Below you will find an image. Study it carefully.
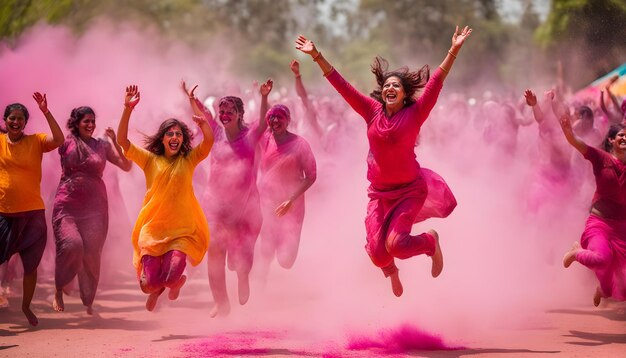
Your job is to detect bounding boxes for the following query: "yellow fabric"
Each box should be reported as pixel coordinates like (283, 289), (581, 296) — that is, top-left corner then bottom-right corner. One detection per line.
(125, 142), (210, 274)
(0, 133), (49, 213)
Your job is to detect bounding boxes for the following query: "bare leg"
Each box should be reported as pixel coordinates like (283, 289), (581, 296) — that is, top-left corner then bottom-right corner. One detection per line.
(563, 241), (581, 268)
(52, 289), (64, 312)
(593, 286), (602, 307)
(389, 270), (403, 297)
(429, 230), (443, 278)
(209, 300), (231, 318)
(168, 275), (186, 301)
(208, 245), (230, 317)
(146, 287), (165, 312)
(22, 271), (38, 326)
(237, 270), (250, 305)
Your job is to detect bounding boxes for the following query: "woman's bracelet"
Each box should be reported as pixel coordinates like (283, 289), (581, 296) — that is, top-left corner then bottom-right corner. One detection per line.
(439, 66), (450, 74)
(312, 52), (323, 62)
(447, 50), (457, 59)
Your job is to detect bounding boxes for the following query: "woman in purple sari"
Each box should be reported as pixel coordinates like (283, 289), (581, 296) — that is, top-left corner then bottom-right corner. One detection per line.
(52, 106), (132, 314)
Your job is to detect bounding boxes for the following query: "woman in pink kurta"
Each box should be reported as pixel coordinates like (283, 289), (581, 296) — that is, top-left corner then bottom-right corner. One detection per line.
(257, 104), (316, 280)
(183, 80), (272, 317)
(52, 106), (132, 315)
(562, 119), (626, 306)
(295, 26), (472, 296)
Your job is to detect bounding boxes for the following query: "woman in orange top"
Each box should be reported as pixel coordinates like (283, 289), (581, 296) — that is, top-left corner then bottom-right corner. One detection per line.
(0, 93), (65, 326)
(117, 85), (214, 311)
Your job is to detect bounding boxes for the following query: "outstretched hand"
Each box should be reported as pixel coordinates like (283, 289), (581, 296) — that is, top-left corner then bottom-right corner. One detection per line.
(524, 89), (537, 106)
(259, 78), (273, 96)
(295, 35), (316, 55)
(191, 114), (207, 127)
(182, 80), (198, 99)
(290, 60), (300, 75)
(125, 85), (140, 109)
(451, 26), (472, 48)
(32, 92), (48, 113)
(104, 127), (117, 141)
(275, 199), (293, 217)
(559, 113), (573, 132)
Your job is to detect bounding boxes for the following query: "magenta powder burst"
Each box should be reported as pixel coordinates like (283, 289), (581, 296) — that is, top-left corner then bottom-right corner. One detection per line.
(346, 323), (465, 354)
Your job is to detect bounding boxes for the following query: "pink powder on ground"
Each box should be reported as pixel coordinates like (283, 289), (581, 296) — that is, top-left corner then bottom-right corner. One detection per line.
(346, 323), (465, 354)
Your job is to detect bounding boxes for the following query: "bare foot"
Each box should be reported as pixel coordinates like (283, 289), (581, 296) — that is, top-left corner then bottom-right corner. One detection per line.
(209, 301), (231, 318)
(593, 287), (602, 307)
(0, 292), (8, 309)
(22, 306), (38, 326)
(389, 270), (403, 297)
(86, 305), (93, 315)
(52, 290), (64, 312)
(146, 287), (165, 312)
(238, 273), (250, 305)
(168, 275), (186, 301)
(429, 230), (444, 278)
(563, 241), (581, 268)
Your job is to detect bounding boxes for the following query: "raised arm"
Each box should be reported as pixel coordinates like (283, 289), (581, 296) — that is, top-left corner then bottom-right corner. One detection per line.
(438, 26), (473, 81)
(191, 112), (214, 154)
(295, 35), (333, 76)
(117, 85), (140, 151)
(255, 78), (273, 137)
(32, 92), (64, 151)
(295, 35), (378, 121)
(104, 127), (132, 171)
(524, 89), (545, 124)
(558, 112), (588, 155)
(182, 81), (219, 132)
(291, 59), (324, 138)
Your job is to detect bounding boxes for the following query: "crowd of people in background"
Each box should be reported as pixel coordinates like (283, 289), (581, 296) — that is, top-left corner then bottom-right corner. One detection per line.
(1, 26), (626, 327)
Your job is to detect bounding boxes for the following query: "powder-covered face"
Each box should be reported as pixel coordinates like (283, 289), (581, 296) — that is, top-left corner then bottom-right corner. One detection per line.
(4, 109), (26, 137)
(267, 111), (289, 135)
(610, 129), (626, 152)
(161, 124), (183, 158)
(77, 113), (96, 140)
(382, 76), (406, 108)
(218, 102), (239, 128)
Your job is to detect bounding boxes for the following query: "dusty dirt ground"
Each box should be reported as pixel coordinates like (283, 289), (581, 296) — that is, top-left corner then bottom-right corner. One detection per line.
(1, 265), (625, 358)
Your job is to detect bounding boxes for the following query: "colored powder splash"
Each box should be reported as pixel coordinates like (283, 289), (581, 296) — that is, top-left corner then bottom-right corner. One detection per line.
(346, 323), (465, 354)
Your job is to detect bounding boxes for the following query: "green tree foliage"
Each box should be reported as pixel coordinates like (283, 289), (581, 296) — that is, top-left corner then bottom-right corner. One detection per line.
(536, 0), (626, 88)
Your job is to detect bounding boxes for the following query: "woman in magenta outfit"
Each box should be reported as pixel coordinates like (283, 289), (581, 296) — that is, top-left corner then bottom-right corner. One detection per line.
(295, 26), (471, 297)
(562, 117), (626, 306)
(256, 104), (317, 280)
(51, 106), (132, 315)
(182, 80), (272, 317)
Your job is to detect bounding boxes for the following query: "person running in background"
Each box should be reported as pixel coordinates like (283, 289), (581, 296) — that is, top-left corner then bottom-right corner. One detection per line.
(182, 79), (272, 317)
(0, 94), (64, 325)
(52, 106), (132, 315)
(294, 26), (471, 296)
(255, 103), (317, 282)
(117, 85), (214, 311)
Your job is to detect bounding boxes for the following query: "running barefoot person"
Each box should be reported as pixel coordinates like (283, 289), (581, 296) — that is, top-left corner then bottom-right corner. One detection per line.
(182, 79), (272, 317)
(0, 94), (65, 325)
(117, 85), (214, 311)
(52, 106), (132, 315)
(256, 104), (317, 280)
(561, 116), (626, 306)
(295, 26), (471, 296)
